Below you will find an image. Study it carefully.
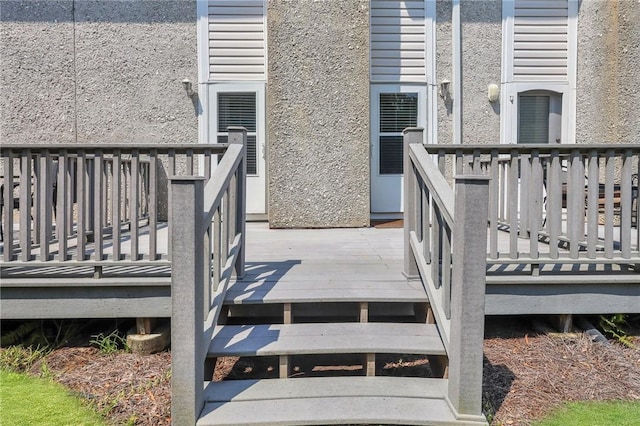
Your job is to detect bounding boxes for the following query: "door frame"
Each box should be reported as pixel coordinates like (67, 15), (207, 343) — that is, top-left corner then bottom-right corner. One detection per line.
(370, 84), (427, 216)
(205, 82), (267, 216)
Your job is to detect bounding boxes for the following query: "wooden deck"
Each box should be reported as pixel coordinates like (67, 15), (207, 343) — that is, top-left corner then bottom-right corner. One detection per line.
(2, 221), (638, 319)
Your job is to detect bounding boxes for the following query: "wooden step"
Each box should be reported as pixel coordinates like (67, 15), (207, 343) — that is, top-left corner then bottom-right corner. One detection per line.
(198, 377), (487, 426)
(224, 278), (428, 305)
(208, 322), (445, 357)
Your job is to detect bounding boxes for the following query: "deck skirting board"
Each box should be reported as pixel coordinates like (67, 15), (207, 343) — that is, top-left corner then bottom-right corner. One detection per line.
(0, 285), (170, 319)
(486, 283), (640, 315)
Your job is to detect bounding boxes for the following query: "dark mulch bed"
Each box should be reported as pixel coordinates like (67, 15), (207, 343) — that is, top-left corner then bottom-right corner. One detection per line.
(15, 318), (640, 425)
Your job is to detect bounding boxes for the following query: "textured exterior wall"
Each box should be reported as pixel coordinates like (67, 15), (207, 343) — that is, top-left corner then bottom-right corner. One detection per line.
(576, 0), (640, 145)
(267, 0), (370, 228)
(1, 1), (76, 144)
(1, 0), (198, 145)
(436, 0), (453, 145)
(460, 0), (502, 145)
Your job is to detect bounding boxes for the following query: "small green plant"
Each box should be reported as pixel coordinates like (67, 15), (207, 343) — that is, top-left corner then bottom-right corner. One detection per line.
(0, 345), (49, 373)
(599, 314), (635, 348)
(90, 330), (129, 354)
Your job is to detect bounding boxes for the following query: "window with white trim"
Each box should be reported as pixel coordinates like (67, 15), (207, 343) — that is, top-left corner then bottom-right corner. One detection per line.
(518, 91), (562, 144)
(378, 92), (418, 174)
(215, 92), (258, 175)
(501, 0), (577, 144)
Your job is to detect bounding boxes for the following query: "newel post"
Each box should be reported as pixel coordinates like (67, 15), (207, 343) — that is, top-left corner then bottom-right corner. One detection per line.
(170, 176), (205, 425)
(403, 127), (423, 279)
(228, 127), (247, 279)
(447, 175), (490, 421)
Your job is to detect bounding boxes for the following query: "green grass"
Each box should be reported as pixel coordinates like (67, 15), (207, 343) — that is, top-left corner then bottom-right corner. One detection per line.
(0, 369), (106, 426)
(535, 401), (640, 426)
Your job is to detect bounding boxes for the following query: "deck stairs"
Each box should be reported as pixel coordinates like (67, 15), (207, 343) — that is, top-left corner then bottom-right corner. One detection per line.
(195, 226), (487, 426)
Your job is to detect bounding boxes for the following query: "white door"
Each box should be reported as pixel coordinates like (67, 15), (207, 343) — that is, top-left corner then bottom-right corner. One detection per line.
(371, 85), (427, 214)
(209, 83), (266, 215)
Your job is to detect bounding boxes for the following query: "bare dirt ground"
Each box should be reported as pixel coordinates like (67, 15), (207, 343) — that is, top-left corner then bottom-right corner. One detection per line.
(21, 317), (640, 426)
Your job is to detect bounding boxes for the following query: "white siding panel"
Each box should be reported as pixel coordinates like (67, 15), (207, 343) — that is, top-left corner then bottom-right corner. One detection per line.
(513, 0), (568, 81)
(208, 0), (266, 81)
(370, 0), (426, 82)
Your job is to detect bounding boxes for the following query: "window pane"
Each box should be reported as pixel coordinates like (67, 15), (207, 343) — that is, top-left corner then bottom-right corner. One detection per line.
(379, 135), (403, 175)
(217, 135), (257, 175)
(380, 93), (418, 133)
(519, 95), (549, 144)
(218, 93), (256, 132)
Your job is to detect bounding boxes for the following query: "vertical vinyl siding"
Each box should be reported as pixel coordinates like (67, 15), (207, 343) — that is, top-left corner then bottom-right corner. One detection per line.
(370, 0), (426, 82)
(208, 0), (266, 81)
(513, 0), (568, 81)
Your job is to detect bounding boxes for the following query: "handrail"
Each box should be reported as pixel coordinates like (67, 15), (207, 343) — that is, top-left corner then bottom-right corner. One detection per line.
(403, 128), (489, 422)
(170, 127), (246, 425)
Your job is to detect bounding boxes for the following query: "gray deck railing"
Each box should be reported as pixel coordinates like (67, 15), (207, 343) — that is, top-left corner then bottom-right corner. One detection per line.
(403, 128), (489, 422)
(404, 133), (639, 419)
(170, 127), (246, 425)
(423, 143), (639, 266)
(0, 143), (227, 271)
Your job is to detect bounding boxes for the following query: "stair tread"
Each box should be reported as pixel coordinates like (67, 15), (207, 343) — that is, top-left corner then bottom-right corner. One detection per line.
(209, 322), (446, 357)
(225, 279), (428, 304)
(198, 377), (486, 426)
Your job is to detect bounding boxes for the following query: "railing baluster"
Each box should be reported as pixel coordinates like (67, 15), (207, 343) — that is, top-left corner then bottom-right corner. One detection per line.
(548, 150), (561, 258)
(604, 150), (615, 258)
(66, 157), (74, 234)
(93, 151), (103, 261)
(620, 150), (633, 259)
(168, 150), (176, 261)
(530, 150), (542, 259)
(489, 150), (498, 259)
(19, 150), (32, 261)
(56, 151), (68, 261)
(634, 153), (640, 251)
(431, 207), (442, 288)
(112, 151), (121, 261)
(443, 223), (452, 319)
(77, 152), (86, 260)
(3, 153), (14, 261)
(149, 150), (158, 260)
(520, 153), (530, 238)
(38, 152), (52, 261)
(102, 159), (109, 230)
(222, 188), (230, 268)
(568, 150), (584, 259)
(586, 150), (599, 259)
(508, 153), (518, 259)
(421, 179), (431, 263)
(213, 207), (222, 291)
(130, 150), (140, 260)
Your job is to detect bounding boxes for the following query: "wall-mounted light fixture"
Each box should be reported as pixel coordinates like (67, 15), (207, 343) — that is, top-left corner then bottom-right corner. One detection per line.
(182, 78), (196, 98)
(487, 83), (500, 103)
(439, 80), (451, 101)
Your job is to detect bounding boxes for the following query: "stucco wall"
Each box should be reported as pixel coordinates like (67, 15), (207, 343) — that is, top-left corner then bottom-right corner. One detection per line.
(267, 0), (370, 228)
(460, 0), (502, 145)
(1, 0), (198, 146)
(576, 0), (640, 145)
(436, 0), (453, 145)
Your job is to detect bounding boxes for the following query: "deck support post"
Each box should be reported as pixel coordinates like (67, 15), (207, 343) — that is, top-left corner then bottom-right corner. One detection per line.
(228, 127), (247, 279)
(170, 176), (205, 426)
(446, 175), (489, 421)
(403, 128), (423, 279)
